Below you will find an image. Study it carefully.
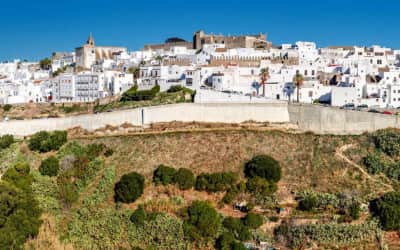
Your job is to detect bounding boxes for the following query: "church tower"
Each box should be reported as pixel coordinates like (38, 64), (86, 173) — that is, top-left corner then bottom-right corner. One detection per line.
(86, 33), (95, 47)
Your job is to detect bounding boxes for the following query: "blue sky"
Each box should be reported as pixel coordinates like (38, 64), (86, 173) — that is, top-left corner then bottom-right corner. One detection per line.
(1, 0), (399, 61)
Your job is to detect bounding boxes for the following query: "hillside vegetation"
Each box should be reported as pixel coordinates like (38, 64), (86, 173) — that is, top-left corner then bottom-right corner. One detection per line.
(0, 127), (400, 249)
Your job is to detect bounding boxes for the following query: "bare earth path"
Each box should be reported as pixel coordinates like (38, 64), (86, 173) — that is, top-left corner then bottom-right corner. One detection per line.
(335, 144), (393, 192)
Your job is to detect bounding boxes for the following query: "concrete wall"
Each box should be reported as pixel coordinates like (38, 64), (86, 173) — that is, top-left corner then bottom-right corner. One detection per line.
(1, 103), (399, 136)
(0, 103), (289, 136)
(289, 104), (400, 134)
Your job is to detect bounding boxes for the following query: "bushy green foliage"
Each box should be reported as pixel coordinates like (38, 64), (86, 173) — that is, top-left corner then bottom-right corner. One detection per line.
(174, 168), (195, 190)
(114, 172), (145, 203)
(246, 176), (277, 196)
(348, 201), (361, 220)
(57, 141), (86, 159)
(275, 220), (379, 248)
(183, 201), (222, 240)
(28, 130), (67, 152)
(153, 165), (177, 185)
(86, 143), (106, 160)
(244, 155), (281, 182)
(0, 162), (42, 250)
(363, 152), (387, 175)
(2, 104), (12, 112)
(298, 195), (318, 211)
(242, 212), (263, 229)
(195, 172), (238, 192)
(0, 182), (42, 250)
(3, 162), (33, 192)
(167, 85), (184, 93)
(374, 129), (400, 157)
(296, 190), (341, 211)
(215, 232), (246, 250)
(386, 162), (400, 181)
(222, 182), (247, 204)
(104, 148), (114, 157)
(130, 206), (147, 226)
(153, 165), (195, 190)
(0, 134), (14, 150)
(121, 85), (160, 101)
(167, 85), (194, 94)
(39, 156), (60, 177)
(223, 217), (251, 241)
(371, 191), (400, 230)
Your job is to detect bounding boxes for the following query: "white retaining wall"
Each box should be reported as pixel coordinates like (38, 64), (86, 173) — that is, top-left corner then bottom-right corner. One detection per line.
(0, 103), (290, 136)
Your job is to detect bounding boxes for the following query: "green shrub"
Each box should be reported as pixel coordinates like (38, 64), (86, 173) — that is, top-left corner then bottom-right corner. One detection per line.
(153, 165), (177, 185)
(0, 134), (14, 150)
(386, 162), (400, 181)
(370, 191), (400, 230)
(244, 155), (281, 182)
(2, 104), (12, 112)
(348, 201), (361, 220)
(223, 217), (251, 241)
(114, 172), (145, 203)
(3, 162), (33, 192)
(104, 148), (114, 157)
(183, 201), (222, 240)
(246, 176), (277, 196)
(28, 130), (67, 152)
(223, 186), (239, 204)
(374, 129), (400, 157)
(49, 130), (68, 150)
(242, 212), (263, 229)
(215, 232), (246, 250)
(223, 182), (246, 204)
(39, 156), (60, 177)
(296, 190), (341, 210)
(121, 85), (160, 102)
(363, 153), (386, 174)
(167, 85), (184, 93)
(195, 172), (238, 192)
(0, 181), (42, 250)
(174, 168), (195, 190)
(298, 195), (318, 211)
(28, 131), (50, 152)
(130, 206), (147, 226)
(86, 143), (106, 160)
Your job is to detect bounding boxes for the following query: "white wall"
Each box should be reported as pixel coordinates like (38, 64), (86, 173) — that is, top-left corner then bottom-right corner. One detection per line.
(0, 103), (289, 136)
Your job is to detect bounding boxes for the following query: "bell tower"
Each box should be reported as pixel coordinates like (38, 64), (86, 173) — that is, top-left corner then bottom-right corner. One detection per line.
(86, 33), (95, 47)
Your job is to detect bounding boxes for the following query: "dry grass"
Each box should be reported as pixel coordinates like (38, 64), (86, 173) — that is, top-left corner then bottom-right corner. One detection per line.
(24, 214), (74, 250)
(79, 130), (390, 203)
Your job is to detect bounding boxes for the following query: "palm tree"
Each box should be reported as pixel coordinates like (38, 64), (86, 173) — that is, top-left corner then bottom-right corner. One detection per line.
(155, 55), (163, 65)
(259, 68), (270, 97)
(293, 72), (304, 103)
(128, 67), (140, 80)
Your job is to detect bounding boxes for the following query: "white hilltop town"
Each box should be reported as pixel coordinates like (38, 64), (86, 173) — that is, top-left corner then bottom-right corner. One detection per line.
(1, 30), (400, 110)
